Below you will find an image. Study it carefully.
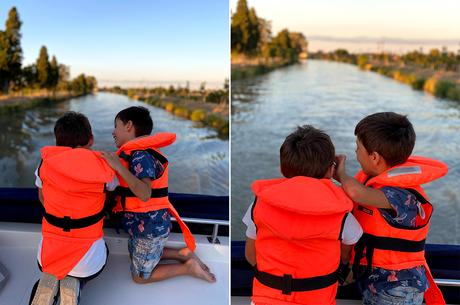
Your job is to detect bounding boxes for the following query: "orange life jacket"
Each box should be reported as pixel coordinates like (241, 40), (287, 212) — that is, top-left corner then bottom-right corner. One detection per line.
(39, 146), (115, 279)
(352, 156), (448, 305)
(251, 177), (353, 305)
(112, 133), (196, 251)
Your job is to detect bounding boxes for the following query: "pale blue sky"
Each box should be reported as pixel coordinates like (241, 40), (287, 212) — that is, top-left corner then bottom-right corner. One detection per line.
(0, 1), (229, 88)
(231, 0), (460, 52)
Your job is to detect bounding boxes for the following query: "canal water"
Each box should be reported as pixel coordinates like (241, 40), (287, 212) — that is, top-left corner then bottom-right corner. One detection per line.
(0, 92), (228, 196)
(232, 60), (460, 244)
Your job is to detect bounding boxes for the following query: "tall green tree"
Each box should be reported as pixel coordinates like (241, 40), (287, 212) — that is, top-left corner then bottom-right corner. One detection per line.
(4, 7), (22, 90)
(0, 31), (7, 92)
(231, 0), (260, 54)
(49, 55), (59, 90)
(36, 46), (50, 88)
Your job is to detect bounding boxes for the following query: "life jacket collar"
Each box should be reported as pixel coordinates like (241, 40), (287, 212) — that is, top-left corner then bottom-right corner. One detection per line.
(252, 177), (353, 215)
(40, 146), (115, 185)
(359, 156), (448, 187)
(116, 132), (176, 155)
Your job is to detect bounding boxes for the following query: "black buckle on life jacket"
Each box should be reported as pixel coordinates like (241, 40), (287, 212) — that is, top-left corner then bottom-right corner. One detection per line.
(62, 216), (71, 232)
(282, 274), (293, 295)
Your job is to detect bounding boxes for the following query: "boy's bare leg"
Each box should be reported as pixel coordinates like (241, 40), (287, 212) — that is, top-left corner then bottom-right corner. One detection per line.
(162, 247), (210, 271)
(132, 257), (216, 284)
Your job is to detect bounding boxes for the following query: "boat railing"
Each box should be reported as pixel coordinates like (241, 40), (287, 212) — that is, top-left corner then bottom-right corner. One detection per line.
(171, 216), (229, 244)
(435, 278), (460, 287)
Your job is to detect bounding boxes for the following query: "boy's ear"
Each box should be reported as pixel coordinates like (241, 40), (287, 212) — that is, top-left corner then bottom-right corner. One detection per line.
(125, 120), (133, 131)
(86, 135), (94, 148)
(324, 164), (334, 179)
(371, 151), (383, 166)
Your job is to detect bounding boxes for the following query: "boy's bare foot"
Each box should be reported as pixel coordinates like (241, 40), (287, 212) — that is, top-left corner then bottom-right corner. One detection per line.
(186, 258), (216, 283)
(178, 247), (210, 272)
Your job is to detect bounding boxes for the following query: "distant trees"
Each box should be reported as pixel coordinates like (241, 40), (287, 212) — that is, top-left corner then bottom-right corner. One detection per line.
(0, 7), (96, 95)
(231, 0), (307, 63)
(231, 0), (260, 54)
(402, 48), (459, 72)
(0, 7), (22, 92)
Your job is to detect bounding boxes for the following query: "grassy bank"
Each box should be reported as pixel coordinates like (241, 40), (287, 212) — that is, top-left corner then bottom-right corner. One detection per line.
(231, 54), (299, 80)
(362, 63), (460, 102)
(0, 91), (87, 114)
(131, 94), (228, 138)
(309, 51), (460, 102)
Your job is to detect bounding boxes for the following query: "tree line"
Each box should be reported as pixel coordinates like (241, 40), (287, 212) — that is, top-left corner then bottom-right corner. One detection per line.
(0, 7), (96, 95)
(103, 78), (229, 105)
(310, 47), (460, 73)
(231, 0), (307, 62)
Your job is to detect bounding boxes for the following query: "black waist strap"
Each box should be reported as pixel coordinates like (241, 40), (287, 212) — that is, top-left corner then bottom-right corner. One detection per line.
(364, 234), (426, 252)
(43, 210), (105, 232)
(352, 233), (426, 280)
(254, 266), (337, 295)
(114, 186), (168, 198)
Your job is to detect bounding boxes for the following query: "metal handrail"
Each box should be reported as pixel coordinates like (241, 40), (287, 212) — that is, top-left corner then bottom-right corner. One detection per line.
(435, 278), (460, 287)
(171, 216), (229, 244)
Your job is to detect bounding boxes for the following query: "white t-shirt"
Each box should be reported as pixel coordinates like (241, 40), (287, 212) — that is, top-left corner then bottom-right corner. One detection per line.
(242, 201), (363, 245)
(35, 168), (119, 277)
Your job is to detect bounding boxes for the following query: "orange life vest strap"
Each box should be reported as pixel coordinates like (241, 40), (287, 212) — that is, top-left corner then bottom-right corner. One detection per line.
(167, 205), (196, 251)
(43, 209), (105, 232)
(254, 266), (338, 295)
(423, 262), (446, 305)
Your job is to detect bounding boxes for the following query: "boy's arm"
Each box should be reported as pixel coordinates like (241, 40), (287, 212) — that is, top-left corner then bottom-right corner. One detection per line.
(101, 152), (151, 202)
(34, 166), (44, 205)
(340, 243), (353, 264)
(335, 155), (391, 209)
(38, 188), (44, 205)
(245, 237), (256, 266)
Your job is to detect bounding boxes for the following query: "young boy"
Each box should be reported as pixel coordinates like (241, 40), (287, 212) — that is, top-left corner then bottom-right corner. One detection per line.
(101, 106), (215, 284)
(243, 125), (363, 305)
(334, 112), (448, 305)
(32, 112), (116, 305)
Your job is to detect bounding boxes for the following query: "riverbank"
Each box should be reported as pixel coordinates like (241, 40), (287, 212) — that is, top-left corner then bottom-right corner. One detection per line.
(0, 91), (88, 114)
(231, 54), (298, 80)
(117, 92), (229, 138)
(309, 53), (460, 102)
(361, 63), (460, 102)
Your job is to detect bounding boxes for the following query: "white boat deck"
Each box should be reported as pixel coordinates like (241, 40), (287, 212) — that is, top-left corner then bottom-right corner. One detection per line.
(0, 222), (229, 305)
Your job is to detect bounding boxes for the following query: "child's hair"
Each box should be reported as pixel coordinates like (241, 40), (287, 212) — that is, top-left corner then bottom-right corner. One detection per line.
(280, 125), (335, 178)
(115, 106), (153, 137)
(54, 111), (92, 148)
(355, 112), (415, 166)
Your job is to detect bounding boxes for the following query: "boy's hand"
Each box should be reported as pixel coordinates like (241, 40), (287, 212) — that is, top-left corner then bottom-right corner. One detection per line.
(334, 154), (347, 182)
(101, 151), (124, 172)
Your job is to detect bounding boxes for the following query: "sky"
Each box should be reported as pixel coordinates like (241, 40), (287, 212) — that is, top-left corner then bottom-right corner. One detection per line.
(0, 0), (229, 88)
(231, 0), (460, 53)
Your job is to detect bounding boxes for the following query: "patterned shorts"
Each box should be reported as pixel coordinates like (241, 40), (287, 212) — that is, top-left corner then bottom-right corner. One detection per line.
(128, 232), (169, 279)
(362, 286), (424, 305)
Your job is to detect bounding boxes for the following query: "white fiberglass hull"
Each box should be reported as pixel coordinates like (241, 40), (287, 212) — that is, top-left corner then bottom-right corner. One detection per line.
(0, 222), (229, 305)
